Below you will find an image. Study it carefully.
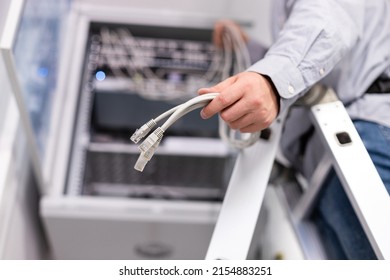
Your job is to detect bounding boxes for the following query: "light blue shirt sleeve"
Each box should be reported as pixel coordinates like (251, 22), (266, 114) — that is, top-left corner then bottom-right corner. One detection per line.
(247, 0), (365, 113)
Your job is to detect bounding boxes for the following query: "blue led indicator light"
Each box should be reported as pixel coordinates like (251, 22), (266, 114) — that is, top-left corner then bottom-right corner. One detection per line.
(95, 71), (106, 81)
(38, 67), (49, 77)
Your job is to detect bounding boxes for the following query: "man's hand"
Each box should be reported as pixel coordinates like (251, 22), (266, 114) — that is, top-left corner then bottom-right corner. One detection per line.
(198, 72), (279, 133)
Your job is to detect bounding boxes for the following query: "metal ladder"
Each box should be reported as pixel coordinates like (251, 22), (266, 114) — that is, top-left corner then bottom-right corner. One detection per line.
(206, 85), (390, 260)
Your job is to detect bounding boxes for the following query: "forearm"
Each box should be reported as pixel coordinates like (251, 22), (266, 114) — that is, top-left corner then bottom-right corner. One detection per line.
(247, 0), (365, 113)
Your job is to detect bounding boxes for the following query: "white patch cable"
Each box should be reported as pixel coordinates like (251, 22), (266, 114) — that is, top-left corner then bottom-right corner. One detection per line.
(130, 92), (260, 172)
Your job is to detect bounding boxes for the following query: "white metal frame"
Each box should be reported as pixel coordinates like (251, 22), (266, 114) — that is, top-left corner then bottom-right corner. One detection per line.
(0, 98), (20, 257)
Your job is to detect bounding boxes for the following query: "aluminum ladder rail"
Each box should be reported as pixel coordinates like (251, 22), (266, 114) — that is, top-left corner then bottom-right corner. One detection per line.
(206, 113), (286, 260)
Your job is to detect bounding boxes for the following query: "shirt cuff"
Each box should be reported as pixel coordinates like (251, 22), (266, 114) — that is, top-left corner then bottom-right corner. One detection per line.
(246, 54), (306, 113)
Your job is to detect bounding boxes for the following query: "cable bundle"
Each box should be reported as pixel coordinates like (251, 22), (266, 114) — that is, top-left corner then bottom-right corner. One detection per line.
(99, 27), (222, 101)
(215, 22), (261, 149)
(98, 22), (250, 101)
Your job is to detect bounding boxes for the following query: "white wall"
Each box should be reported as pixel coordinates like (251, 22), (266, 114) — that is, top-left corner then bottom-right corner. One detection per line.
(227, 0), (272, 46)
(0, 124), (48, 259)
(0, 0), (11, 33)
(73, 0), (272, 45)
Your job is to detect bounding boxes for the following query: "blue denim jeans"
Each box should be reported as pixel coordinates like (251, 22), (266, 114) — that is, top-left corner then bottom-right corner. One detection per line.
(313, 120), (390, 259)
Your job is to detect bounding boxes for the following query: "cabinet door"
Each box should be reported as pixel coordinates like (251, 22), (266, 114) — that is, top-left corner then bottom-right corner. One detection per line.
(0, 0), (70, 194)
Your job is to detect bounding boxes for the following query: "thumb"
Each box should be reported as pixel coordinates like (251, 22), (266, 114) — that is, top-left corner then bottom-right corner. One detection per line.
(198, 86), (219, 95)
(197, 75), (237, 95)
